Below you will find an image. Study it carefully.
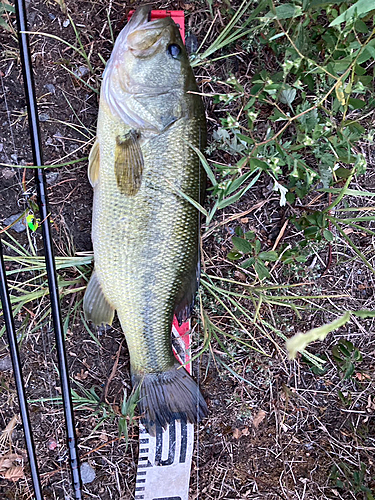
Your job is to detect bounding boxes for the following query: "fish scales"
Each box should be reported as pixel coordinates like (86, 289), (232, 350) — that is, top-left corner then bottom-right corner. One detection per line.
(84, 6), (208, 432)
(94, 116), (203, 371)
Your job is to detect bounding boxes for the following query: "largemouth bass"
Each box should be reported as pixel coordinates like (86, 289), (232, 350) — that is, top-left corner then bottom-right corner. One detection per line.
(83, 6), (207, 432)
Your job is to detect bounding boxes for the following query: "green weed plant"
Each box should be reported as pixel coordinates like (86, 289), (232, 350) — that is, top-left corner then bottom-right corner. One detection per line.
(205, 0), (374, 206)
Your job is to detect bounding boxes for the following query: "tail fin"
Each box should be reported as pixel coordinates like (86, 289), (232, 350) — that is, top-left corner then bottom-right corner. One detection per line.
(132, 364), (208, 435)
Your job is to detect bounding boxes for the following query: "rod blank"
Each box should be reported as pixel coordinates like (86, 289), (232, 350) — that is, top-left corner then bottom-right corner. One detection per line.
(0, 241), (43, 499)
(14, 0), (82, 497)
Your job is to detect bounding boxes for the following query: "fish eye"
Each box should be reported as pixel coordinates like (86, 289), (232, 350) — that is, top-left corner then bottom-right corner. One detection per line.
(167, 44), (181, 58)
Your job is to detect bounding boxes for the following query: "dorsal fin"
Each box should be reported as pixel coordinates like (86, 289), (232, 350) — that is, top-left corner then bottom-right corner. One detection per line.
(115, 130), (144, 195)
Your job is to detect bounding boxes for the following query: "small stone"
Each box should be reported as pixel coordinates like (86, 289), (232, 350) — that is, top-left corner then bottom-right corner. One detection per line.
(10, 153), (18, 163)
(3, 213), (27, 233)
(0, 356), (12, 372)
(48, 13), (56, 21)
(74, 66), (89, 78)
(45, 83), (56, 94)
(63, 19), (70, 28)
(2, 168), (16, 180)
(45, 171), (59, 185)
(39, 113), (50, 122)
(80, 462), (95, 484)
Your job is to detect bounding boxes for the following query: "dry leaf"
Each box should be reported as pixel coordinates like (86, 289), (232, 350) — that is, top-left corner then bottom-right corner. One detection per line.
(75, 369), (88, 381)
(232, 427), (250, 439)
(343, 228), (353, 235)
(234, 270), (246, 281)
(355, 372), (370, 381)
(4, 465), (24, 482)
(0, 453), (23, 472)
(233, 428), (242, 439)
(252, 409), (266, 429)
(99, 432), (108, 442)
(0, 458), (14, 472)
(0, 415), (19, 453)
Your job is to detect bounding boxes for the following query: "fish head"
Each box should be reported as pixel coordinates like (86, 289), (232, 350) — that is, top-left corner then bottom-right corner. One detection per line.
(102, 7), (197, 130)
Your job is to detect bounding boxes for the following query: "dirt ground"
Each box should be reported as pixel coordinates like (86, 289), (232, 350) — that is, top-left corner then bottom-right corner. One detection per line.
(0, 1), (375, 499)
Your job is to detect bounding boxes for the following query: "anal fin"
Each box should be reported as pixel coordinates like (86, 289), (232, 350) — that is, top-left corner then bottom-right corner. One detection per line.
(83, 271), (115, 326)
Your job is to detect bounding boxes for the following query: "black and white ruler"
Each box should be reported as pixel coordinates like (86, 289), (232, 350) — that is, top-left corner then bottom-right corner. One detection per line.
(135, 320), (194, 500)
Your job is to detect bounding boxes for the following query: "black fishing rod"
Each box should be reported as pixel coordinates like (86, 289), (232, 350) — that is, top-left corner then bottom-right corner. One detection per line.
(14, 0), (83, 497)
(0, 242), (43, 499)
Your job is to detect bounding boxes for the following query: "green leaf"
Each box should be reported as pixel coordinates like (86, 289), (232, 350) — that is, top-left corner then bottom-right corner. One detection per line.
(254, 239), (261, 255)
(241, 257), (255, 268)
(232, 236), (253, 254)
(244, 231), (255, 240)
(357, 46), (375, 64)
(217, 170), (261, 209)
(185, 141), (217, 186)
(304, 226), (319, 239)
(118, 417), (128, 440)
(254, 261), (270, 280)
(319, 188), (375, 197)
(354, 64), (366, 75)
(267, 3), (301, 20)
(258, 251), (278, 261)
(236, 134), (254, 144)
(343, 363), (355, 380)
(352, 309), (375, 318)
(249, 158), (268, 170)
(226, 171), (256, 196)
(348, 98), (366, 109)
(168, 182), (208, 217)
(352, 350), (362, 362)
(295, 255), (307, 263)
(279, 87), (297, 106)
(227, 251), (243, 261)
(323, 229), (334, 241)
(270, 109), (289, 122)
(335, 167), (352, 179)
(329, 0), (375, 26)
(287, 312), (351, 359)
(1, 3), (15, 12)
(354, 19), (370, 33)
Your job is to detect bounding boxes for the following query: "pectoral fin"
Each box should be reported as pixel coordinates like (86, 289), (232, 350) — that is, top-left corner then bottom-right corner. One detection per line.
(83, 271), (115, 326)
(88, 139), (100, 187)
(115, 130), (144, 195)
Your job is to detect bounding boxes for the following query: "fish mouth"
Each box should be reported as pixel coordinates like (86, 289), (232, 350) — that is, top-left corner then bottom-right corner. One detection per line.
(126, 7), (176, 55)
